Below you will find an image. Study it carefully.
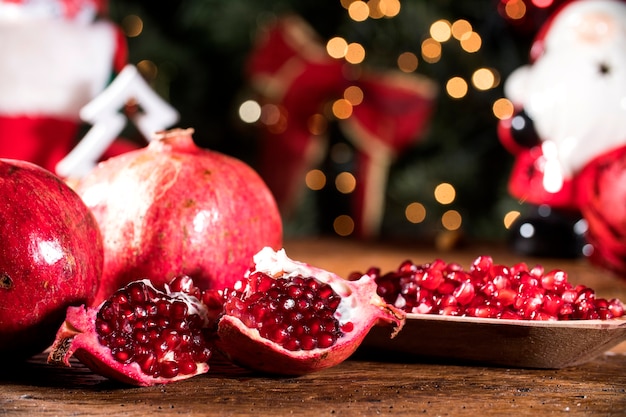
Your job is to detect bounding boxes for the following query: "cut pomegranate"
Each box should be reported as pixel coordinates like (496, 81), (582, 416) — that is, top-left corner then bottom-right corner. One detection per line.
(48, 276), (212, 386)
(216, 247), (405, 375)
(357, 256), (625, 321)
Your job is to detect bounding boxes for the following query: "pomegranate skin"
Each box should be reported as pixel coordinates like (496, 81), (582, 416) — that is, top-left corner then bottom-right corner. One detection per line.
(577, 146), (626, 277)
(0, 159), (103, 358)
(75, 128), (283, 306)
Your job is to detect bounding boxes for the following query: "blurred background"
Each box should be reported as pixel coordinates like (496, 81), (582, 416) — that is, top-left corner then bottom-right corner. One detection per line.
(105, 0), (566, 243)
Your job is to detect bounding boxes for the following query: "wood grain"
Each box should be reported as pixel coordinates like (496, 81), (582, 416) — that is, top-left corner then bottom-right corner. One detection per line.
(1, 238), (625, 416)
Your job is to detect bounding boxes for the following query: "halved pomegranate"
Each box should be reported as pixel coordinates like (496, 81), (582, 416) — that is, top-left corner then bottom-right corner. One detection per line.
(48, 276), (212, 386)
(216, 247), (405, 375)
(361, 256), (625, 320)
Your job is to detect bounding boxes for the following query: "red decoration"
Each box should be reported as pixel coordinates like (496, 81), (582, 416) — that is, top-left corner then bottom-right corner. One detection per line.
(247, 15), (437, 238)
(0, 0), (139, 174)
(498, 0), (626, 264)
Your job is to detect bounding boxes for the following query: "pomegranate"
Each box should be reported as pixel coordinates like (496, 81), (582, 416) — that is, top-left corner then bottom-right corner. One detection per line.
(74, 128), (283, 306)
(359, 256), (625, 320)
(216, 247), (405, 375)
(0, 159), (102, 358)
(576, 146), (626, 278)
(48, 275), (212, 386)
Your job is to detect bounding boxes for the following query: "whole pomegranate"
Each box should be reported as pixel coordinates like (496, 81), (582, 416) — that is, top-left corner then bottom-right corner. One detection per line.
(0, 159), (102, 358)
(217, 247), (405, 375)
(577, 146), (626, 278)
(74, 128), (283, 306)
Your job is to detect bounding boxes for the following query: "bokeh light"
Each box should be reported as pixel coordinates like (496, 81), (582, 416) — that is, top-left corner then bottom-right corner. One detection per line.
(137, 60), (158, 81)
(492, 98), (515, 120)
(430, 20), (452, 42)
(344, 86), (364, 105)
(460, 31), (482, 53)
(305, 169), (327, 191)
(472, 68), (497, 90)
(307, 113), (328, 135)
(405, 202), (426, 224)
(446, 77), (468, 99)
(451, 19), (472, 40)
(335, 172), (357, 194)
(379, 0), (401, 17)
(330, 142), (353, 164)
(238, 100), (261, 123)
(421, 38), (442, 63)
(334, 215), (355, 236)
(505, 0), (527, 20)
(348, 0), (369, 21)
(327, 37), (348, 59)
(397, 52), (419, 72)
(345, 42), (366, 64)
(442, 210), (462, 231)
(122, 14), (143, 38)
(434, 182), (456, 204)
(332, 99), (353, 119)
(503, 210), (521, 229)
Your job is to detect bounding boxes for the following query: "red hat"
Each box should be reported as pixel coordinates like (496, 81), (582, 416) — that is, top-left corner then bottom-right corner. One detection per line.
(530, 0), (626, 61)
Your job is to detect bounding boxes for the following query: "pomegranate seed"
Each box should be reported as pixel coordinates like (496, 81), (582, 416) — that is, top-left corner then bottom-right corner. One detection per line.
(95, 280), (211, 379)
(223, 273), (345, 351)
(363, 257), (625, 321)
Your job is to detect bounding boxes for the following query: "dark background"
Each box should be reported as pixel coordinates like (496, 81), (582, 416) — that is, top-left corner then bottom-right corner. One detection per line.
(106, 0), (566, 242)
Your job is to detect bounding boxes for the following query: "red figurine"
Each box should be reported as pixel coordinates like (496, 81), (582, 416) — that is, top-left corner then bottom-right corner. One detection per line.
(498, 0), (626, 259)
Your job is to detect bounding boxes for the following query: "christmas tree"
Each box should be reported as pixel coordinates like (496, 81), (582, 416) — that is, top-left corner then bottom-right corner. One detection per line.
(108, 0), (566, 243)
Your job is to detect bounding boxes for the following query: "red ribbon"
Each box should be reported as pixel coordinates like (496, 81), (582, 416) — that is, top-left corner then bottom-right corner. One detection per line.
(247, 15), (437, 237)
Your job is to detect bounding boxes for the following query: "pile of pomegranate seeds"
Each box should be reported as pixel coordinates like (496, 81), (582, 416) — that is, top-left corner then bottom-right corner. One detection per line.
(355, 256), (625, 320)
(223, 272), (347, 351)
(95, 280), (212, 379)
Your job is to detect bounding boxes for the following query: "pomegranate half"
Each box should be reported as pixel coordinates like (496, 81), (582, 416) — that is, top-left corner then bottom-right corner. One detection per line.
(74, 128), (283, 306)
(0, 158), (102, 358)
(48, 276), (213, 386)
(217, 247), (405, 375)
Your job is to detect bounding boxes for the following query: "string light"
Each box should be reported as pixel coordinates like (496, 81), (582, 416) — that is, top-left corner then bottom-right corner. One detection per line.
(471, 68), (498, 90)
(441, 210), (462, 231)
(451, 19), (472, 41)
(434, 183), (456, 204)
(137, 60), (158, 81)
(504, 0), (527, 20)
(405, 202), (426, 224)
(460, 31), (482, 52)
(492, 98), (515, 120)
(327, 37), (349, 59)
(305, 169), (327, 190)
(397, 52), (418, 72)
(446, 77), (468, 99)
(121, 14), (143, 37)
(332, 99), (353, 119)
(503, 210), (521, 229)
(421, 38), (442, 63)
(238, 100), (261, 123)
(344, 86), (364, 105)
(345, 42), (366, 64)
(379, 0), (401, 17)
(430, 20), (452, 42)
(334, 215), (355, 236)
(307, 113), (328, 135)
(348, 1), (369, 21)
(335, 172), (357, 194)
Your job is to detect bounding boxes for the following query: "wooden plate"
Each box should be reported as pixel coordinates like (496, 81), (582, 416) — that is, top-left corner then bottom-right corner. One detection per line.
(361, 314), (626, 369)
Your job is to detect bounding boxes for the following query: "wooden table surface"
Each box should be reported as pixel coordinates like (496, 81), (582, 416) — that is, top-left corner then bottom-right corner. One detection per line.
(2, 237), (626, 416)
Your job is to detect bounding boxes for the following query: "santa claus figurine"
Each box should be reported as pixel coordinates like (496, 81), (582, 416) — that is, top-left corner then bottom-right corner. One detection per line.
(498, 0), (626, 259)
(0, 0), (138, 173)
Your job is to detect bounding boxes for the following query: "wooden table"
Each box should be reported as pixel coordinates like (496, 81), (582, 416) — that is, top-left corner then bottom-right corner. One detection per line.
(2, 238), (626, 416)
